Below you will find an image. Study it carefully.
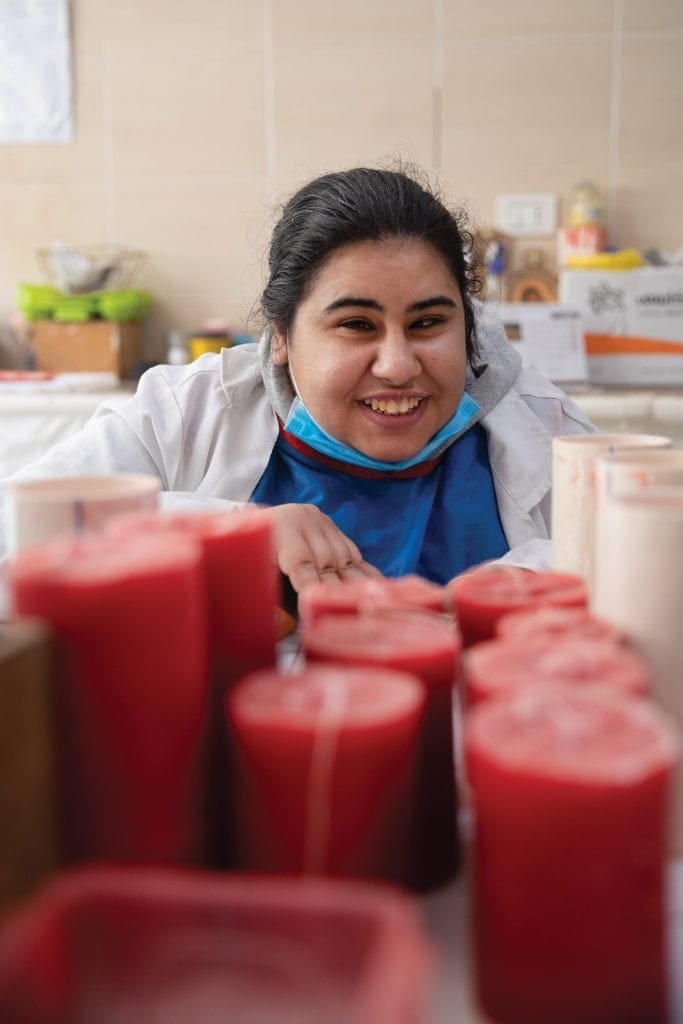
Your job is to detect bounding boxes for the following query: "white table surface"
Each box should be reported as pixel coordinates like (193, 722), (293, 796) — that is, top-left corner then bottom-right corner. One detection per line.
(0, 386), (132, 477)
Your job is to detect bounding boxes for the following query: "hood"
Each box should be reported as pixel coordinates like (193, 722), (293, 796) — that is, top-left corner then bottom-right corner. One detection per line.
(259, 297), (522, 428)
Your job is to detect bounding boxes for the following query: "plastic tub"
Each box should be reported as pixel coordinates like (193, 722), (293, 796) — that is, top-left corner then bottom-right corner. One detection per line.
(0, 867), (434, 1024)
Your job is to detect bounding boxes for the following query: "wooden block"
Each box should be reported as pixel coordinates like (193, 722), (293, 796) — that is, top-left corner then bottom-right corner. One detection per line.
(0, 620), (59, 912)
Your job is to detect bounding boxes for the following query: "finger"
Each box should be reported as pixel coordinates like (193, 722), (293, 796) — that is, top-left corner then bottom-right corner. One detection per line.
(339, 559), (383, 580)
(287, 557), (325, 593)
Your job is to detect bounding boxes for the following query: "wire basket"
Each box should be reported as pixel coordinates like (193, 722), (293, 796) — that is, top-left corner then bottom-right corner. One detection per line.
(37, 245), (146, 294)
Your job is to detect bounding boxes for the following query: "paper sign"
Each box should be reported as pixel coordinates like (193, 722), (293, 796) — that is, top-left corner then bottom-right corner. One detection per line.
(496, 302), (589, 384)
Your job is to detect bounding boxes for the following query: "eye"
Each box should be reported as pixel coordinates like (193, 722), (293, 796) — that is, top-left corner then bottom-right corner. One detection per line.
(410, 315), (444, 331)
(339, 318), (375, 332)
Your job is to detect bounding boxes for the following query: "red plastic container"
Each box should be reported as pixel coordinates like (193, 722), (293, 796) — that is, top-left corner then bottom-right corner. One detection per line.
(449, 566), (587, 645)
(0, 867), (434, 1024)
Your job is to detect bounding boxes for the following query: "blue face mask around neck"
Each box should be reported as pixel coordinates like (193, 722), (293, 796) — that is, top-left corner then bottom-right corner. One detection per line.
(283, 392), (480, 472)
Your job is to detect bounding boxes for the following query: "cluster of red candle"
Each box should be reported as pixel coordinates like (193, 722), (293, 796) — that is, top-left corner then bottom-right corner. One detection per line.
(453, 564), (680, 1024)
(8, 508), (279, 866)
(4, 532), (681, 1023)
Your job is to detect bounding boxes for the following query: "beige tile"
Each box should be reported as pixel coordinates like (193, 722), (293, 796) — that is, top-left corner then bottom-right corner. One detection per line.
(610, 164), (683, 251)
(442, 37), (612, 173)
(274, 44), (435, 181)
(444, 0), (614, 37)
(272, 0), (434, 50)
(70, 0), (106, 62)
(104, 0), (262, 61)
(112, 175), (268, 350)
(0, 59), (106, 182)
(438, 168), (608, 235)
(618, 36), (683, 166)
(622, 1), (683, 31)
(108, 49), (265, 177)
(0, 180), (108, 313)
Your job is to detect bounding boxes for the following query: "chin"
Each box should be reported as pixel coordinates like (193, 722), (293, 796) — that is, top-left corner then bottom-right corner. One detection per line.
(362, 443), (422, 463)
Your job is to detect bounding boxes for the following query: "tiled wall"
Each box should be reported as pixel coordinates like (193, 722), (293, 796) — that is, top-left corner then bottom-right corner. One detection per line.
(0, 0), (681, 359)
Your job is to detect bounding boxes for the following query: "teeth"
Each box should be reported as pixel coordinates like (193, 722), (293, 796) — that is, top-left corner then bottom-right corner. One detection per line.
(363, 397), (422, 415)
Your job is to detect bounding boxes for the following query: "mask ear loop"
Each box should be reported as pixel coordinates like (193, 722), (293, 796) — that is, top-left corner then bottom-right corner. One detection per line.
(284, 330), (301, 399)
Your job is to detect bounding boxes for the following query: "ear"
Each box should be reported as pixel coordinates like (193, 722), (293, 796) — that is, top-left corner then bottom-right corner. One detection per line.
(271, 330), (289, 366)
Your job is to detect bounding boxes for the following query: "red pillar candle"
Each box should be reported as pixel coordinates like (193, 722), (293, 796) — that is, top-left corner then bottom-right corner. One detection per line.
(298, 574), (447, 632)
(107, 507), (279, 867)
(0, 867), (434, 1024)
(107, 507), (278, 677)
(462, 636), (650, 706)
(227, 665), (425, 885)
(9, 533), (209, 864)
(302, 610), (461, 889)
(465, 684), (680, 1024)
(496, 605), (626, 646)
(449, 566), (587, 646)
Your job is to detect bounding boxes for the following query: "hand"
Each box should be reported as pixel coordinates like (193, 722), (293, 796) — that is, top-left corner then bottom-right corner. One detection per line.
(270, 503), (382, 593)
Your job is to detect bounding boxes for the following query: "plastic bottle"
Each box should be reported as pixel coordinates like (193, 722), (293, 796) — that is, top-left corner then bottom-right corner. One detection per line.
(166, 330), (189, 365)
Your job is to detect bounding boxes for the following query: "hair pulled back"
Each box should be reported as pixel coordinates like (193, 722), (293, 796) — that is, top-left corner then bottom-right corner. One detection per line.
(260, 167), (480, 359)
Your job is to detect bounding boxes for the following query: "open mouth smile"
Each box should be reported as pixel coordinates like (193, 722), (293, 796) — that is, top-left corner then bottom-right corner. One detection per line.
(362, 397), (424, 416)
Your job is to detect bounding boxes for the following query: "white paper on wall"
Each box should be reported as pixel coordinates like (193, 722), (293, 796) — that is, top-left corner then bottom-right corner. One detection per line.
(0, 0), (73, 143)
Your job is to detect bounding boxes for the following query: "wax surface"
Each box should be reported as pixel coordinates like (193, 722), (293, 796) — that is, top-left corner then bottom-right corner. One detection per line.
(594, 488), (683, 854)
(298, 575), (447, 631)
(108, 507), (277, 675)
(108, 507), (279, 867)
(303, 610), (461, 889)
(465, 684), (680, 1024)
(551, 432), (671, 588)
(463, 636), (649, 705)
(496, 605), (625, 645)
(10, 533), (209, 864)
(449, 566), (587, 645)
(228, 666), (425, 884)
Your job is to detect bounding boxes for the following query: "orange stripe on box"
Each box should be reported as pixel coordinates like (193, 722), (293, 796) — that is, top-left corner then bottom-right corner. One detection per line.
(585, 333), (683, 356)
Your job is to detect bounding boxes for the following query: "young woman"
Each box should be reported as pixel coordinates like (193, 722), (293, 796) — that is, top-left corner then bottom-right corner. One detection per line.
(0, 168), (594, 586)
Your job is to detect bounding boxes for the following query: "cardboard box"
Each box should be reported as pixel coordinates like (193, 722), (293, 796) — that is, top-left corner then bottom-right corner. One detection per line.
(559, 267), (683, 386)
(32, 320), (141, 379)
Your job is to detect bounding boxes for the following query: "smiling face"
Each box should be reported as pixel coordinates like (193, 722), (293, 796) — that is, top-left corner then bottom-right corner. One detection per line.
(272, 237), (468, 463)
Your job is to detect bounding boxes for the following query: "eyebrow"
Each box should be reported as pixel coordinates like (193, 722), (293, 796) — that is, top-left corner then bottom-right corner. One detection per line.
(323, 295), (457, 314)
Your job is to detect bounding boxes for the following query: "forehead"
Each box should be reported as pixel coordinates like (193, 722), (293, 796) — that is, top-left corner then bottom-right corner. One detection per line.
(302, 237), (460, 305)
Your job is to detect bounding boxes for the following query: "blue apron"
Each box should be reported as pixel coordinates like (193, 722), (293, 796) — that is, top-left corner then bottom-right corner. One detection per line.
(251, 422), (509, 584)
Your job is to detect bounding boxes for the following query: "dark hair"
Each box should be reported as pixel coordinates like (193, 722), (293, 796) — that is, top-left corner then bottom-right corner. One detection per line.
(260, 167), (481, 359)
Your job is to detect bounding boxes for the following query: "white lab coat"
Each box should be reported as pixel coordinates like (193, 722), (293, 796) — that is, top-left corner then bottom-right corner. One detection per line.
(0, 342), (594, 567)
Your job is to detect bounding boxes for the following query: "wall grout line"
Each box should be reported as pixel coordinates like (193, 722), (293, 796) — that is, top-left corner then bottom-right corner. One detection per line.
(262, 0), (276, 195)
(607, 0), (623, 227)
(432, 0), (444, 173)
(101, 38), (116, 243)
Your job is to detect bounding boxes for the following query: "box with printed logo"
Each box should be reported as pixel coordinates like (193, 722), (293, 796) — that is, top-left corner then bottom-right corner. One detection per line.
(560, 267), (683, 386)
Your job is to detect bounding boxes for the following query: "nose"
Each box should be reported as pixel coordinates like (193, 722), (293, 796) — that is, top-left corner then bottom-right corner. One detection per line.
(371, 331), (421, 385)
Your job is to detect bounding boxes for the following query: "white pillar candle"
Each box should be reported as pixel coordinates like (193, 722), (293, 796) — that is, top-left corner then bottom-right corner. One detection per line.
(593, 486), (683, 851)
(5, 474), (160, 556)
(551, 434), (671, 588)
(596, 448), (683, 501)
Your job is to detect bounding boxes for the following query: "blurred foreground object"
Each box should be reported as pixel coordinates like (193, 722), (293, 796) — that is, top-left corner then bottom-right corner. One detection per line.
(0, 621), (58, 912)
(0, 867), (434, 1024)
